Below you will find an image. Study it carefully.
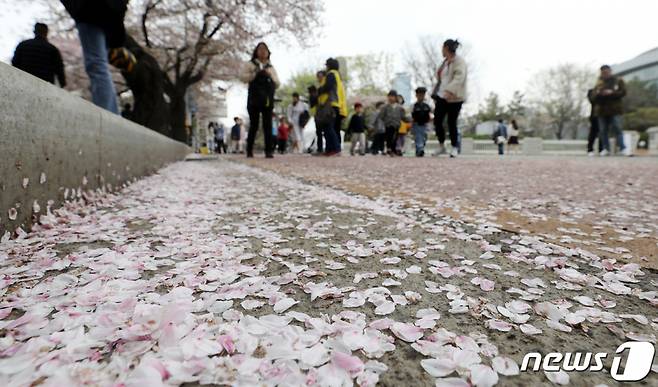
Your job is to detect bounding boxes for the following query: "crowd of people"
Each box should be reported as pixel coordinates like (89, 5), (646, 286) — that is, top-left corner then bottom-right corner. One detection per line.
(9, 6), (632, 159)
(239, 39), (470, 158)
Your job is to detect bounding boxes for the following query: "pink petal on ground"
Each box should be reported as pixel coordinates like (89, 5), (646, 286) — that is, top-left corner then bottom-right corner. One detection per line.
(331, 351), (364, 376)
(390, 322), (424, 343)
(218, 334), (236, 354)
(435, 377), (470, 387)
(544, 370), (570, 385)
(420, 358), (457, 377)
(469, 364), (499, 387)
(485, 319), (513, 332)
(273, 298), (298, 313)
(374, 301), (395, 315)
(491, 356), (520, 376)
(519, 324), (542, 335)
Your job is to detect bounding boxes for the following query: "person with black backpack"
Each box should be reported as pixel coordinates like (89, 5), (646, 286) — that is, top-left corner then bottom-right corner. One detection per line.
(240, 42), (280, 158)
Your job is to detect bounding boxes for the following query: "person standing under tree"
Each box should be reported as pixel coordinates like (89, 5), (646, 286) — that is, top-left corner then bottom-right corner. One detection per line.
(432, 39), (468, 158)
(230, 117), (242, 153)
(287, 92), (309, 154)
(240, 42), (280, 158)
(12, 23), (66, 88)
(318, 58), (348, 154)
(593, 65), (627, 156)
(215, 122), (227, 154)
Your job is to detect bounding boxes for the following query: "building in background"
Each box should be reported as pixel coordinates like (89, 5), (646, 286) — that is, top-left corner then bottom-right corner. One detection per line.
(391, 72), (412, 106)
(613, 48), (658, 87)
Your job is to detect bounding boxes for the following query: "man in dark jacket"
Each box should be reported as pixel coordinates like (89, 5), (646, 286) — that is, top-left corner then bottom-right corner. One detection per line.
(593, 65), (627, 156)
(61, 0), (130, 114)
(12, 23), (66, 87)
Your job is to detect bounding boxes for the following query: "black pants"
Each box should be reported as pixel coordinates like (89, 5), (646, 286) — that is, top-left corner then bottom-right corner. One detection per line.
(371, 133), (386, 154)
(385, 126), (398, 153)
(334, 110), (344, 146)
(315, 125), (324, 153)
(587, 116), (602, 153)
(247, 105), (273, 155)
(216, 139), (227, 154)
(277, 139), (288, 154)
(434, 98), (463, 147)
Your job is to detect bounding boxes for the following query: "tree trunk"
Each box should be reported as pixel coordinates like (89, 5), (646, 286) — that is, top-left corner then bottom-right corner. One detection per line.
(170, 91), (188, 143)
(122, 35), (171, 137)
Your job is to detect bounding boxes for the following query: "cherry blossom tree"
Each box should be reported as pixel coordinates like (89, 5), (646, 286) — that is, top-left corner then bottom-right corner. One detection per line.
(8, 0), (324, 141)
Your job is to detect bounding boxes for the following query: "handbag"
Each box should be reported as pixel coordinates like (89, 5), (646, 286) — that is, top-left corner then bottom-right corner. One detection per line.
(315, 101), (335, 127)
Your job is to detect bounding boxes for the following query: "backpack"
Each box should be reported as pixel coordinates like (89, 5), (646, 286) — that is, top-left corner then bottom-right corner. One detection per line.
(299, 110), (310, 128)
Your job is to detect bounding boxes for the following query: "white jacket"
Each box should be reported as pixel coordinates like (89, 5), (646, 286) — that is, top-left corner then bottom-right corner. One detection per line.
(437, 55), (467, 103)
(239, 59), (280, 89)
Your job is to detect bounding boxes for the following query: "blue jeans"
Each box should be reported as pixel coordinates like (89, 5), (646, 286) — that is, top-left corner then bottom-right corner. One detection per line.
(598, 115), (625, 152)
(76, 22), (119, 114)
(413, 124), (427, 155)
(498, 143), (505, 155)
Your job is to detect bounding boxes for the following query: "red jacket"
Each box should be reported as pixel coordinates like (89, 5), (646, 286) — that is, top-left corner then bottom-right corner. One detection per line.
(277, 124), (290, 140)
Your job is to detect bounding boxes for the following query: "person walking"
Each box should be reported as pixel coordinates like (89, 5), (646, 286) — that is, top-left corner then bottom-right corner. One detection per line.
(215, 122), (227, 154)
(381, 90), (404, 156)
(206, 122), (216, 154)
(593, 65), (627, 156)
(369, 102), (387, 155)
(12, 23), (66, 87)
(431, 39), (468, 158)
(348, 103), (367, 156)
(493, 119), (508, 155)
(412, 87), (432, 157)
(508, 119), (520, 154)
(586, 89), (602, 156)
(230, 117), (242, 153)
(286, 92), (309, 154)
(240, 42), (280, 158)
(61, 0), (134, 114)
(276, 117), (291, 154)
(318, 58), (348, 154)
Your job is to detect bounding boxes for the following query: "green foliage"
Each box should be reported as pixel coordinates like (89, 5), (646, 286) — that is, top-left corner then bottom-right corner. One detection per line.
(623, 79), (658, 114)
(623, 107), (658, 132)
(476, 92), (506, 122)
(277, 70), (318, 109)
(506, 90), (526, 119)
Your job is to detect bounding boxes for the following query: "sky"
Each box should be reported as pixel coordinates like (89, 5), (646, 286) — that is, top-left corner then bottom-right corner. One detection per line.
(1, 0), (657, 120)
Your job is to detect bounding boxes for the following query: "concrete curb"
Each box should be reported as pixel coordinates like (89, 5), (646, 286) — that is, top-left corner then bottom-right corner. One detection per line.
(0, 62), (191, 236)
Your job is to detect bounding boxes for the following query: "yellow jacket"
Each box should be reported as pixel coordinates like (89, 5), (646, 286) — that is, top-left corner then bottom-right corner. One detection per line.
(318, 69), (348, 118)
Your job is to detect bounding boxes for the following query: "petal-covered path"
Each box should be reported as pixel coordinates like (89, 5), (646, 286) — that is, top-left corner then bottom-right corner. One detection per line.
(0, 157), (656, 386)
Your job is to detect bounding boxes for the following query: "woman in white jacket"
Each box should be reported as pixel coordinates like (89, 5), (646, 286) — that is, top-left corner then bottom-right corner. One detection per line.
(432, 39), (467, 158)
(240, 42), (280, 158)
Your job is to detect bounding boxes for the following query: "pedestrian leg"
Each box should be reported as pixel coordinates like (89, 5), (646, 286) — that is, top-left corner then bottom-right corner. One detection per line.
(76, 22), (119, 114)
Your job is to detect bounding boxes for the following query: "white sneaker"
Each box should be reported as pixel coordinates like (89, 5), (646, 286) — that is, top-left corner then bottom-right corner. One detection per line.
(587, 152), (595, 157)
(437, 145), (447, 155)
(449, 148), (458, 158)
(599, 149), (609, 157)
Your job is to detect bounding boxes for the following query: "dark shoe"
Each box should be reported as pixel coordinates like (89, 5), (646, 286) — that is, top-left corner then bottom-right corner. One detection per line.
(247, 152), (254, 158)
(266, 153), (274, 159)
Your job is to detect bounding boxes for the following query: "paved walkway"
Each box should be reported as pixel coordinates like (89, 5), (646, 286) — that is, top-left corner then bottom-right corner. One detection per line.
(0, 157), (656, 386)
